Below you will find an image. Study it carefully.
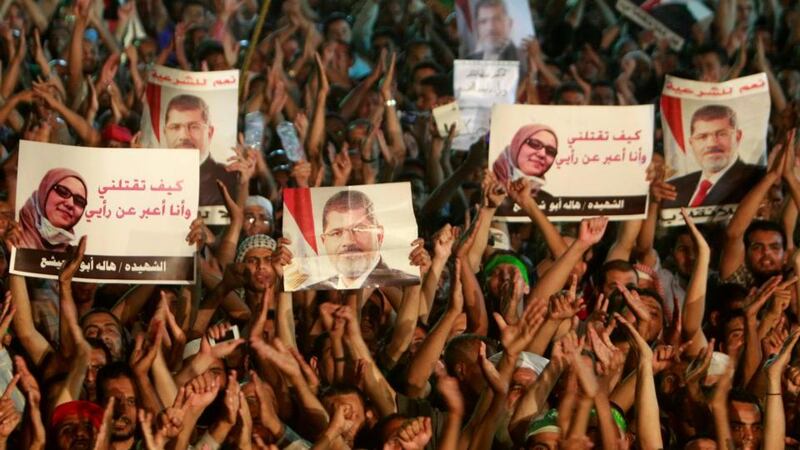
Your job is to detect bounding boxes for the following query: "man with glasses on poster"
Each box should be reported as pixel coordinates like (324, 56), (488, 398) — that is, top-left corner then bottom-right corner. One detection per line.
(164, 94), (238, 206)
(664, 104), (764, 208)
(310, 190), (419, 290)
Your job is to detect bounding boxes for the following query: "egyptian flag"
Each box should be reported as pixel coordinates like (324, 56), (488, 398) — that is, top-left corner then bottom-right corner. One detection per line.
(660, 95), (686, 154)
(282, 187), (320, 290)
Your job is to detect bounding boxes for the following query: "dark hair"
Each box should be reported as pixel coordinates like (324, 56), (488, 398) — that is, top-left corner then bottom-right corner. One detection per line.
(371, 27), (398, 45)
(694, 44), (730, 68)
(319, 384), (366, 403)
(96, 361), (137, 405)
(689, 104), (737, 134)
(729, 389), (762, 415)
(598, 260), (639, 288)
(85, 337), (113, 364)
(411, 61), (444, 79)
(744, 220), (787, 250)
(420, 74), (454, 97)
(323, 12), (351, 36)
(194, 40), (225, 66)
(443, 334), (496, 371)
(165, 94), (210, 124)
(554, 82), (584, 104)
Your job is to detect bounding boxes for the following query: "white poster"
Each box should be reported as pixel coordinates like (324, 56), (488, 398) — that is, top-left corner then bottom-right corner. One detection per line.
(489, 104), (654, 221)
(453, 59), (519, 150)
(140, 65), (239, 225)
(455, 0), (535, 60)
(659, 73), (769, 226)
(11, 141), (199, 283)
(281, 183), (420, 292)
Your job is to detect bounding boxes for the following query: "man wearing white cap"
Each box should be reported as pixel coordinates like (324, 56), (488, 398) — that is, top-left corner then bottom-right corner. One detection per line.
(243, 195), (273, 237)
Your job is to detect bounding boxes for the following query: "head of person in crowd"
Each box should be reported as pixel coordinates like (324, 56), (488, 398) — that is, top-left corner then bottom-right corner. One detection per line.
(694, 45), (730, 83)
(51, 400), (103, 450)
(589, 80), (616, 105)
(96, 362), (140, 445)
(599, 259), (639, 298)
(416, 74), (454, 111)
(410, 61), (443, 100)
(319, 385), (370, 446)
(80, 309), (129, 362)
(729, 390), (762, 450)
(243, 196), (274, 237)
(371, 27), (398, 61)
(743, 220), (786, 280)
(195, 40), (230, 71)
(689, 104), (743, 178)
(18, 168), (87, 251)
(474, 0), (513, 54)
(443, 334), (496, 398)
(101, 124), (133, 148)
(667, 227), (698, 279)
(323, 13), (352, 44)
(236, 234), (278, 294)
(482, 250), (531, 301)
(164, 94), (214, 160)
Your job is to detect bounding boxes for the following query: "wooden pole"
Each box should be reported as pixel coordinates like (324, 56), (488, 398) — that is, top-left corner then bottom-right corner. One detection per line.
(239, 0), (272, 98)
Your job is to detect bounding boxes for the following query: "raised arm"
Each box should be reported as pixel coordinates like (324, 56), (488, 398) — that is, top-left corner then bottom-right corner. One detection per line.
(405, 259), (464, 398)
(530, 217), (608, 301)
(9, 273), (52, 367)
(305, 54), (329, 162)
(680, 208), (711, 357)
(507, 178), (568, 258)
(719, 147), (782, 279)
(762, 329), (800, 450)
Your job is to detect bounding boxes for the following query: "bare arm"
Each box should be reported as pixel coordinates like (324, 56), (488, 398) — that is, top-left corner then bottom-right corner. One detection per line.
(681, 209), (711, 357)
(9, 275), (51, 367)
(720, 155), (781, 280)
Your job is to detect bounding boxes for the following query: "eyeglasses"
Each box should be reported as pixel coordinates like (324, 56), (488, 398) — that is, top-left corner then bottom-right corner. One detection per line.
(523, 137), (558, 158)
(52, 184), (87, 208)
(322, 224), (380, 240)
(165, 122), (208, 134)
(690, 129), (734, 142)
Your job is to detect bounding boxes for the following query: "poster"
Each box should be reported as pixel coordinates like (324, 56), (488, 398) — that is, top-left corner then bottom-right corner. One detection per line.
(140, 65), (239, 225)
(453, 60), (519, 150)
(455, 0), (534, 60)
(616, 0), (712, 52)
(489, 104), (654, 221)
(659, 73), (769, 226)
(10, 141), (199, 283)
(281, 183), (420, 291)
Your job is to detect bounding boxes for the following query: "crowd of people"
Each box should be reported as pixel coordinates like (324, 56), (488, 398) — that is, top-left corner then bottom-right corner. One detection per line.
(0, 0), (795, 449)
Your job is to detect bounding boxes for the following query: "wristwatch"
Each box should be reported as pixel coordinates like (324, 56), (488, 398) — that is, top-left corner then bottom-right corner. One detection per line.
(384, 98), (397, 107)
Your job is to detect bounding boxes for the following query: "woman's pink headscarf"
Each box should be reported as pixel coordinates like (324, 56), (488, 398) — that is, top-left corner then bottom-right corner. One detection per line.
(492, 124), (558, 184)
(18, 168), (87, 251)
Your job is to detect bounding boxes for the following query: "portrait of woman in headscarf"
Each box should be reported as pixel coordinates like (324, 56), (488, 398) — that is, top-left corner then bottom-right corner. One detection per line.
(492, 123), (559, 201)
(18, 168), (88, 251)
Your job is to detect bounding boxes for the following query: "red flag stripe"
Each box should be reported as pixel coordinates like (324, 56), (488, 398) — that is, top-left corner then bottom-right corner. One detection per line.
(283, 187), (318, 254)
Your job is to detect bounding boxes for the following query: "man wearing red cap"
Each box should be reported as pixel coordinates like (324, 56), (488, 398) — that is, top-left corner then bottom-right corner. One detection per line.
(51, 400), (103, 450)
(100, 124), (133, 148)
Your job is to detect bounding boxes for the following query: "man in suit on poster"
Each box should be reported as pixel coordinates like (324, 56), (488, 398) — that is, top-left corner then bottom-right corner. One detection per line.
(308, 190), (419, 290)
(663, 104), (764, 208)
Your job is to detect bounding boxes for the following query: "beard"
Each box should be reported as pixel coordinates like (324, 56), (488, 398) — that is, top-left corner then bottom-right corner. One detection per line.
(333, 249), (377, 278)
(112, 417), (135, 440)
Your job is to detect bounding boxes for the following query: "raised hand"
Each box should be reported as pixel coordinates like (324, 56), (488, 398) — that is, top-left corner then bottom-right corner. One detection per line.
(548, 275), (584, 320)
(493, 299), (547, 356)
(59, 235), (87, 285)
(578, 217), (609, 246)
(434, 361), (464, 415)
(482, 172), (507, 208)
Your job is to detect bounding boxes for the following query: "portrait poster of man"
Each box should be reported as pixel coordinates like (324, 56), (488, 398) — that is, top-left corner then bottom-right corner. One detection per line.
(489, 104), (654, 221)
(281, 183), (420, 292)
(452, 59), (519, 150)
(140, 65), (239, 225)
(659, 73), (770, 226)
(455, 0), (535, 61)
(11, 140), (199, 283)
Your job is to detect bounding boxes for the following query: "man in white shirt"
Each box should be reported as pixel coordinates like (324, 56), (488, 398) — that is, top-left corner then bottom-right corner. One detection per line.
(663, 104), (764, 208)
